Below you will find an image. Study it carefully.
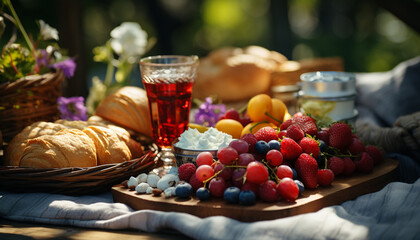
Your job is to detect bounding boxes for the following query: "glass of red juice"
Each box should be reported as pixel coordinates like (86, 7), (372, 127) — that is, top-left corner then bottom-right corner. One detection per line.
(140, 55), (199, 174)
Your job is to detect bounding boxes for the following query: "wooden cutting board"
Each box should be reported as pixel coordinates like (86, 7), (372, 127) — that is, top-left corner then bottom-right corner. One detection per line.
(112, 158), (398, 222)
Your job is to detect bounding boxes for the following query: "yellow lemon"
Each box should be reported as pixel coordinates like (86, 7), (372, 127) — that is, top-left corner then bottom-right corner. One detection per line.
(241, 121), (277, 136)
(283, 112), (292, 122)
(215, 119), (243, 139)
(188, 123), (209, 133)
(268, 98), (288, 126)
(247, 94), (273, 122)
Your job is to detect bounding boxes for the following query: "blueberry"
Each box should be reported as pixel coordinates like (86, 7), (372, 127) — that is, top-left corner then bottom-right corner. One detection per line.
(239, 190), (256, 206)
(294, 180), (305, 195)
(268, 140), (281, 150)
(319, 140), (326, 152)
(196, 187), (211, 201)
(317, 156), (325, 169)
(292, 168), (298, 180)
(175, 182), (193, 198)
(255, 141), (270, 155)
(223, 187), (241, 204)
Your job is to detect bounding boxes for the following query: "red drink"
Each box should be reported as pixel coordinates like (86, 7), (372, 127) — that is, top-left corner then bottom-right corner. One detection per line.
(143, 79), (193, 148)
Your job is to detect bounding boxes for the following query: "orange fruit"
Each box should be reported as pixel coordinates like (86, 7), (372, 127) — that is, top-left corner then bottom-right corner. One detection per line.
(215, 119), (243, 139)
(247, 94), (273, 122)
(268, 98), (287, 126)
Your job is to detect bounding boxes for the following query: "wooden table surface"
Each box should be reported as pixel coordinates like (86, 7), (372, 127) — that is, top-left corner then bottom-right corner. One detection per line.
(0, 218), (191, 240)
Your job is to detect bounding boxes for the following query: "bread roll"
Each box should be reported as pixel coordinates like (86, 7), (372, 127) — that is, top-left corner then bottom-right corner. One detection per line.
(193, 45), (287, 102)
(19, 129), (97, 168)
(4, 121), (69, 166)
(55, 119), (88, 130)
(83, 126), (132, 165)
(94, 86), (152, 137)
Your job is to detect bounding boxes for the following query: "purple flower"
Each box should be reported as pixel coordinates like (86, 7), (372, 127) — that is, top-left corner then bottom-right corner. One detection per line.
(52, 58), (77, 78)
(194, 97), (226, 127)
(36, 49), (50, 68)
(58, 96), (88, 121)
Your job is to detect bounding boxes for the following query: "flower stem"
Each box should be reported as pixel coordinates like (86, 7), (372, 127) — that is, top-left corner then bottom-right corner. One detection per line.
(5, 0), (34, 53)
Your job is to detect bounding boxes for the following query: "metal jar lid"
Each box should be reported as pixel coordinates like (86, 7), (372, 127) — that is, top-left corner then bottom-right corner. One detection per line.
(299, 71), (356, 98)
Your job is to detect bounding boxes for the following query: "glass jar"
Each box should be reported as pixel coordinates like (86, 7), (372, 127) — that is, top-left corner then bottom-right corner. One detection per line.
(298, 71), (358, 123)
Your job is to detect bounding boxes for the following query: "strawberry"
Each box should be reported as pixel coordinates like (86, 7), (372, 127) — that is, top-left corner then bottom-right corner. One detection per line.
(328, 122), (352, 150)
(348, 137), (365, 155)
(294, 115), (318, 136)
(280, 118), (294, 131)
(286, 124), (305, 142)
(365, 145), (384, 165)
(294, 153), (318, 189)
(355, 152), (374, 173)
(342, 157), (356, 176)
(316, 129), (329, 144)
(280, 138), (303, 162)
(299, 137), (320, 159)
(327, 156), (344, 176)
(254, 127), (279, 143)
(277, 130), (287, 140)
(317, 169), (334, 187)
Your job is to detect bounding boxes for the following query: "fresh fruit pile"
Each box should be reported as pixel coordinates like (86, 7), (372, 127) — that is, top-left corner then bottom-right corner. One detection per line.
(214, 94), (291, 139)
(176, 113), (384, 205)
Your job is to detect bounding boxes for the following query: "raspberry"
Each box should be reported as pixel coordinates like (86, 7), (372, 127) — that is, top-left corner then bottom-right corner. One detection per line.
(240, 133), (257, 152)
(254, 127), (279, 143)
(258, 180), (279, 202)
(348, 137), (365, 155)
(342, 157), (356, 176)
(317, 169), (334, 187)
(328, 122), (352, 150)
(299, 137), (320, 159)
(280, 138), (303, 162)
(189, 172), (203, 190)
(294, 153), (318, 189)
(178, 163), (197, 181)
(355, 152), (374, 173)
(327, 156), (344, 176)
(365, 145), (384, 165)
(286, 124), (305, 142)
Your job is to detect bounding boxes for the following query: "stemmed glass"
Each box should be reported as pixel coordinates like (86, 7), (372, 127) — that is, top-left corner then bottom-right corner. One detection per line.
(140, 55), (199, 175)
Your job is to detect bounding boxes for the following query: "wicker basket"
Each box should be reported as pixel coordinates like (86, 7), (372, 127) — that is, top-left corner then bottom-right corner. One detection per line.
(0, 144), (159, 195)
(0, 70), (64, 143)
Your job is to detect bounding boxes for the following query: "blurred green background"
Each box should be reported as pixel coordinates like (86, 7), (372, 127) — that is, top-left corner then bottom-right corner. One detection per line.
(2, 0), (420, 98)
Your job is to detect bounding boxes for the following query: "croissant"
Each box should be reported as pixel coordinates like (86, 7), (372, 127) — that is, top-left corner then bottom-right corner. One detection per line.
(19, 129), (97, 168)
(83, 126), (132, 165)
(94, 86), (152, 137)
(4, 121), (69, 166)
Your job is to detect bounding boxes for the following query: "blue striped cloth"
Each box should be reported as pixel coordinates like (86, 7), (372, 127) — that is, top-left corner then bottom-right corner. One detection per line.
(1, 175), (419, 239)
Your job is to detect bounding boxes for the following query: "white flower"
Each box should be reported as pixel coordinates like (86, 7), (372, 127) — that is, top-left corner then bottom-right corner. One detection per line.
(39, 20), (59, 41)
(110, 22), (148, 59)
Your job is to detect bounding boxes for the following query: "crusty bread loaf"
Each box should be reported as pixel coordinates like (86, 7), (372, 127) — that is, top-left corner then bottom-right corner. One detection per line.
(83, 126), (132, 165)
(193, 45), (287, 102)
(19, 129), (97, 168)
(94, 86), (152, 137)
(4, 121), (69, 166)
